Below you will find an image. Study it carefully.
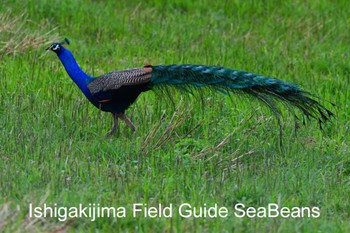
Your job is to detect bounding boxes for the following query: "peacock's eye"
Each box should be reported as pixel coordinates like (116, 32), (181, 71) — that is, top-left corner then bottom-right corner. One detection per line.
(51, 44), (60, 51)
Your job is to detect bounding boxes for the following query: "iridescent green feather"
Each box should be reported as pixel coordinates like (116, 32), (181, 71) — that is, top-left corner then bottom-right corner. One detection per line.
(150, 64), (333, 128)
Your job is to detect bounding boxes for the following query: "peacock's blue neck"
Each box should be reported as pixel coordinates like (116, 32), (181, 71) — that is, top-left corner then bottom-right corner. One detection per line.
(57, 47), (95, 102)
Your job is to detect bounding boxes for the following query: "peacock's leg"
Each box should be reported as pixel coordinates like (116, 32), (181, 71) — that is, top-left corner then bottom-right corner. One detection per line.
(107, 113), (119, 136)
(116, 113), (136, 132)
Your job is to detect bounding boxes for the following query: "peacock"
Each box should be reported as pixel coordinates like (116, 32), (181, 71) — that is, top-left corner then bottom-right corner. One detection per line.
(46, 39), (332, 135)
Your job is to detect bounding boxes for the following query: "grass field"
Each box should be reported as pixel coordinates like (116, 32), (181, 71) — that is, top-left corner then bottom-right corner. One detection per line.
(0, 0), (349, 232)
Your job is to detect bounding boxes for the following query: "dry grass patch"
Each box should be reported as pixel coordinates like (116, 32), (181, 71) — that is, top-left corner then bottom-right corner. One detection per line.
(0, 10), (59, 58)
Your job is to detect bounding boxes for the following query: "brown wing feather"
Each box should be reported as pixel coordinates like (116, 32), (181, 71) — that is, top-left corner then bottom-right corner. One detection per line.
(88, 67), (152, 94)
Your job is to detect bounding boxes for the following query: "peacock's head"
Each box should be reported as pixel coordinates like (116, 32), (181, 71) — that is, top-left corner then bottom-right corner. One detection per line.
(46, 38), (70, 54)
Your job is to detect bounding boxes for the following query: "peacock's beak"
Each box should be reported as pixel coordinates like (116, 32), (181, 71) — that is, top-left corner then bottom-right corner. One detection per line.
(45, 44), (55, 51)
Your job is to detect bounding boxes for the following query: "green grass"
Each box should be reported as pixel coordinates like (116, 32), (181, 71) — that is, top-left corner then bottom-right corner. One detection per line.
(0, 0), (349, 232)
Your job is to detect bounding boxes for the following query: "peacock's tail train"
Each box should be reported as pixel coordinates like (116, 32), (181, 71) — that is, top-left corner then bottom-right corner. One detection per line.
(150, 65), (333, 127)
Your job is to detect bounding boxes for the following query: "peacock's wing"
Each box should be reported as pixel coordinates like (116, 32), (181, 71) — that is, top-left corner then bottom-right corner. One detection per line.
(88, 67), (152, 99)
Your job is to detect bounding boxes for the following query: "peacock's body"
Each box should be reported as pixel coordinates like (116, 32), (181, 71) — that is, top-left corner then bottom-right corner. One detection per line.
(47, 39), (332, 135)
